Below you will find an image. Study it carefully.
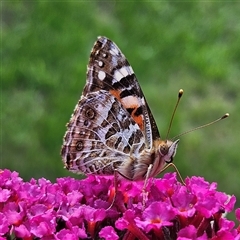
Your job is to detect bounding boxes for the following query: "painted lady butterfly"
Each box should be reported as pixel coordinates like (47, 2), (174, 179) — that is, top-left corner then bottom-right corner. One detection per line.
(61, 36), (180, 181)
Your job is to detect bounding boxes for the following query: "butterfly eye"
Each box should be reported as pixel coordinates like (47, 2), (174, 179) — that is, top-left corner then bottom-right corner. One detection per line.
(159, 144), (169, 156)
(159, 139), (180, 163)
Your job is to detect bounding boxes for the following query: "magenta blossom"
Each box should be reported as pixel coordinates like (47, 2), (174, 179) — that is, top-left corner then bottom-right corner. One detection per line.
(0, 169), (239, 239)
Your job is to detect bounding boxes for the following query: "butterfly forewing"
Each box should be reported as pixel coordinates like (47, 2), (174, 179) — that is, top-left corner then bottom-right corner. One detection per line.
(84, 37), (160, 146)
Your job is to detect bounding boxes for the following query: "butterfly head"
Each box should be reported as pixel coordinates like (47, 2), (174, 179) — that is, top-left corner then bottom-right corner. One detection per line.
(159, 139), (180, 163)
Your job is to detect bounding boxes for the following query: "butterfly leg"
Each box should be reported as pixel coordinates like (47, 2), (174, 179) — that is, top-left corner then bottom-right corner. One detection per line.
(160, 163), (185, 185)
(142, 164), (153, 209)
(107, 169), (119, 210)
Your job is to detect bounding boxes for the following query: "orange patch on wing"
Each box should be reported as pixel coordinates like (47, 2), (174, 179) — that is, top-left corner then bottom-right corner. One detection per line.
(109, 89), (121, 101)
(132, 113), (144, 130)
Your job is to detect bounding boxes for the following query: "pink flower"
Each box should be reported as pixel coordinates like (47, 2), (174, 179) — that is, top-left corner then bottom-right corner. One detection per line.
(135, 202), (176, 232)
(99, 226), (118, 240)
(0, 213), (8, 235)
(0, 169), (239, 239)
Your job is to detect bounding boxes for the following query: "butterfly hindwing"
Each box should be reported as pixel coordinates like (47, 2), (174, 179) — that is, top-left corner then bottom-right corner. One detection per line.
(61, 90), (146, 175)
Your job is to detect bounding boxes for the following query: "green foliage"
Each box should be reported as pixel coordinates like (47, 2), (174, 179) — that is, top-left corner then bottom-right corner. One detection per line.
(2, 2), (240, 214)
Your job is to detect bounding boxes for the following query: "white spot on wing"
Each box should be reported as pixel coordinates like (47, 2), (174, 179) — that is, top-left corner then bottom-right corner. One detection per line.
(98, 61), (103, 67)
(114, 71), (123, 81)
(98, 71), (106, 80)
(113, 66), (133, 82)
(119, 66), (129, 77)
(128, 66), (134, 74)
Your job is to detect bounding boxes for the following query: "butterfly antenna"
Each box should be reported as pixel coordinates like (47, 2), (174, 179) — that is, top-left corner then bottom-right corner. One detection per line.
(166, 89), (184, 139)
(172, 113), (229, 140)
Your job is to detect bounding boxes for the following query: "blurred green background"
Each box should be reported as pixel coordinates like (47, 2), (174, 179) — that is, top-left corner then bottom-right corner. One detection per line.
(2, 2), (240, 214)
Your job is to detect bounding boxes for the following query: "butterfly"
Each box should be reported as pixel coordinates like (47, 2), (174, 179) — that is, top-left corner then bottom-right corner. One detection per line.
(61, 36), (180, 181)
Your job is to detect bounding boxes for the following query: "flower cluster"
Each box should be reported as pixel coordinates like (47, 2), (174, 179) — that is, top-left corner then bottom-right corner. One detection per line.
(0, 169), (240, 239)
